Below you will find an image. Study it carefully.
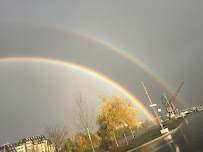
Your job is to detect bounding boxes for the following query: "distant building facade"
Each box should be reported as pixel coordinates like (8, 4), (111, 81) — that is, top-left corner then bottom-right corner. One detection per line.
(0, 135), (55, 152)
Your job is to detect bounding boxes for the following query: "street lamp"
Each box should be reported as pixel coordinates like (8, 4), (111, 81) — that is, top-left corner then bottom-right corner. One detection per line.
(142, 82), (164, 129)
(142, 82), (169, 134)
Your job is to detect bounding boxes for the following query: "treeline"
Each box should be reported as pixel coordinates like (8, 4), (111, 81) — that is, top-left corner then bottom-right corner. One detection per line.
(45, 92), (153, 152)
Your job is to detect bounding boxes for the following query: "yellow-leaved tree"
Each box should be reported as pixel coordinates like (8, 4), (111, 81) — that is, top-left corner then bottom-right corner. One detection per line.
(74, 133), (101, 151)
(124, 101), (139, 139)
(97, 93), (139, 147)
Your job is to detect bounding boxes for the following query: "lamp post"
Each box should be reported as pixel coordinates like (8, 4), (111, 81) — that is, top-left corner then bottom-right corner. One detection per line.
(142, 82), (164, 130)
(142, 82), (169, 134)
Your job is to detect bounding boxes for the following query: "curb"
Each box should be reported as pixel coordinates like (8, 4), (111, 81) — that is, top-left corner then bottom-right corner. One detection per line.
(127, 120), (184, 152)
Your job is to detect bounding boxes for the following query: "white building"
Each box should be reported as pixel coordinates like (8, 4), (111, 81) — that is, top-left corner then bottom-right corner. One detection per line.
(0, 135), (55, 152)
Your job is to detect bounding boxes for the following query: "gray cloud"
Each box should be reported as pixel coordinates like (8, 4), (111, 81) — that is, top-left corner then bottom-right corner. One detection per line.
(0, 0), (202, 145)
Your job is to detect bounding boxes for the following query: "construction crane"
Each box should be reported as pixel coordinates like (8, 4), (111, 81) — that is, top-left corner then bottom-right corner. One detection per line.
(161, 81), (184, 114)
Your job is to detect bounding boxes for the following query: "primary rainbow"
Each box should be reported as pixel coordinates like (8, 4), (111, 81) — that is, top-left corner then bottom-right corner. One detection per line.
(0, 56), (157, 124)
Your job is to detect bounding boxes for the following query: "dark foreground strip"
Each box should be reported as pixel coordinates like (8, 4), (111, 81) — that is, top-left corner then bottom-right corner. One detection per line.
(109, 117), (184, 152)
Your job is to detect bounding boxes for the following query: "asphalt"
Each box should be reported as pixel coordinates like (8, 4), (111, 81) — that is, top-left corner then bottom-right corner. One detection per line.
(109, 117), (184, 152)
(130, 111), (203, 152)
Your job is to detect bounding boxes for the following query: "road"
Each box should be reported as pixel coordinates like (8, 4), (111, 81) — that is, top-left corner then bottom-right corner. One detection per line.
(131, 110), (203, 152)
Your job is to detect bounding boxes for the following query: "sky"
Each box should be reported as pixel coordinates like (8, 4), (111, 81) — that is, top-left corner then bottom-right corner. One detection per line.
(0, 0), (203, 145)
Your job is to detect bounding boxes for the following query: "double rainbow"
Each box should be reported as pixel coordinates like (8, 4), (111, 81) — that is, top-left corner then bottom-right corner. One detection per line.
(0, 57), (157, 124)
(18, 21), (187, 109)
(1, 20), (186, 108)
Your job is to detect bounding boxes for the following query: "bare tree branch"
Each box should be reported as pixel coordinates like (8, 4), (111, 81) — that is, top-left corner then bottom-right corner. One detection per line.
(44, 124), (68, 151)
(73, 86), (96, 134)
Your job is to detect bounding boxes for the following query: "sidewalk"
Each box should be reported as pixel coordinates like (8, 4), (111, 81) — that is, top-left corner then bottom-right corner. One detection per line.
(109, 117), (184, 152)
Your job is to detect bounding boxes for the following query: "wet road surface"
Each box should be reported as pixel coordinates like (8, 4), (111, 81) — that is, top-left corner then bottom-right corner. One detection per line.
(131, 110), (203, 152)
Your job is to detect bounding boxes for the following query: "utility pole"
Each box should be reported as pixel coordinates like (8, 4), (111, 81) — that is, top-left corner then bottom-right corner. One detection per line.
(142, 82), (164, 130)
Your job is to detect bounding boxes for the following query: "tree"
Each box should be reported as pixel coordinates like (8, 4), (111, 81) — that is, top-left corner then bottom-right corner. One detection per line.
(97, 93), (139, 146)
(44, 124), (68, 151)
(61, 138), (74, 152)
(124, 102), (139, 139)
(73, 89), (96, 134)
(135, 122), (143, 131)
(73, 88), (96, 151)
(97, 113), (114, 150)
(73, 133), (101, 151)
(142, 119), (153, 129)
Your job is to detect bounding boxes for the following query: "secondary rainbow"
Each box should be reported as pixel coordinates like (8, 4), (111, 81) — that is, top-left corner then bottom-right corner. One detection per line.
(0, 56), (158, 124)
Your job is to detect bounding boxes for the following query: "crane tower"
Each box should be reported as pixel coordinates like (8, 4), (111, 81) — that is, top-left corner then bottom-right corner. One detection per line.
(161, 81), (184, 114)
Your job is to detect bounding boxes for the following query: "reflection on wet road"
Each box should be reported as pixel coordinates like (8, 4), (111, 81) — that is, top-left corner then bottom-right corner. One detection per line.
(132, 111), (203, 152)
